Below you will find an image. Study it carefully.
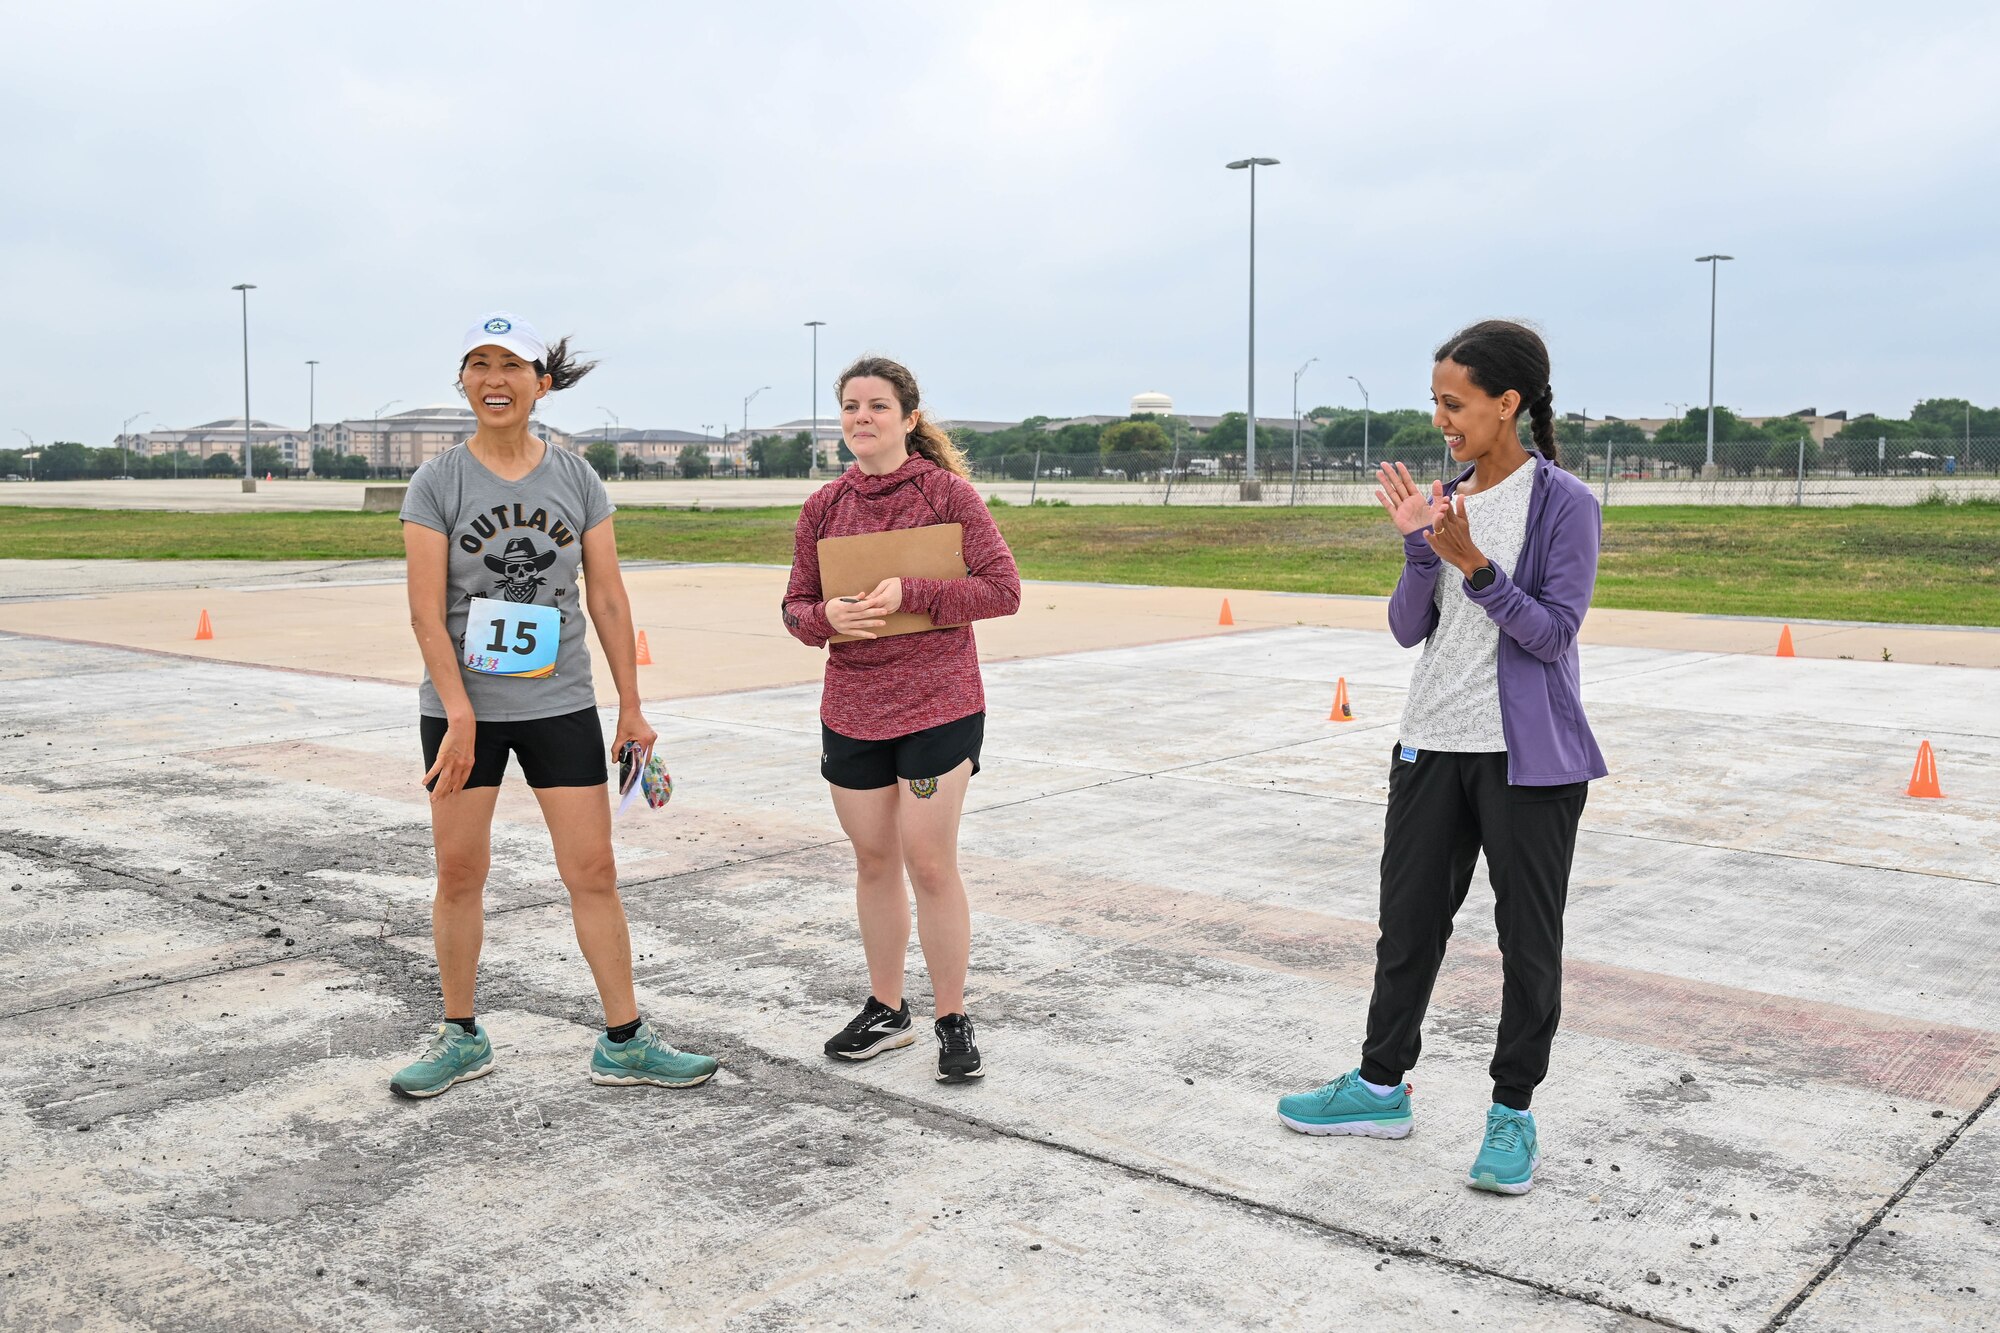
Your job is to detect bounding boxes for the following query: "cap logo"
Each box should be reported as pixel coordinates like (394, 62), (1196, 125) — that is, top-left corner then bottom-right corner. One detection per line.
(483, 318), (512, 334)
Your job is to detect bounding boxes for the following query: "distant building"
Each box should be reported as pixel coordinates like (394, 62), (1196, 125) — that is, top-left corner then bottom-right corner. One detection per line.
(121, 418), (307, 467)
(1040, 412), (1295, 435)
(1038, 415), (1125, 432)
(1747, 411), (1848, 446)
(1130, 391), (1173, 416)
(1178, 414), (1298, 434)
(1590, 409), (1849, 445)
(726, 419), (844, 468)
(586, 427), (716, 467)
(936, 419), (1020, 436)
(310, 405), (578, 474)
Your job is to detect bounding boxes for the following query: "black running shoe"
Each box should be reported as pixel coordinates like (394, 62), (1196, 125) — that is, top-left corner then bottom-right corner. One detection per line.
(823, 996), (915, 1061)
(934, 1012), (983, 1082)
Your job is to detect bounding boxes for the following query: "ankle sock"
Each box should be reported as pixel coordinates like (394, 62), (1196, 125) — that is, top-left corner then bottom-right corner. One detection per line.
(447, 1016), (477, 1037)
(1360, 1076), (1400, 1099)
(606, 1018), (643, 1044)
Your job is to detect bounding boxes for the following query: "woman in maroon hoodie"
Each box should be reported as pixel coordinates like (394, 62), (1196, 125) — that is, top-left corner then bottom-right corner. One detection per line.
(782, 356), (1021, 1083)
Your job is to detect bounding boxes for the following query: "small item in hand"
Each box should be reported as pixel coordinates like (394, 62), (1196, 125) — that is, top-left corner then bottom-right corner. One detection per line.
(617, 741), (671, 813)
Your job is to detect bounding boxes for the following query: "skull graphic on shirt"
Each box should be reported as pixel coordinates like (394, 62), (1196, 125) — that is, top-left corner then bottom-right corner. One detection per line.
(483, 535), (557, 603)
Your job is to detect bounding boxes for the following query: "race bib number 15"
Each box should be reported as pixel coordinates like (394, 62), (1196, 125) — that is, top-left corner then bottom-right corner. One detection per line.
(463, 597), (560, 678)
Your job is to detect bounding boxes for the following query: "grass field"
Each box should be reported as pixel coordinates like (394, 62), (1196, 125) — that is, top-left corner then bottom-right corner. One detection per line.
(5, 503), (1995, 626)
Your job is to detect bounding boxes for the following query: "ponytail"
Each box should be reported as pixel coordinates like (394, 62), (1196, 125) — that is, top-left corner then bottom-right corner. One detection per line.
(836, 355), (970, 479)
(906, 411), (970, 479)
(538, 336), (596, 392)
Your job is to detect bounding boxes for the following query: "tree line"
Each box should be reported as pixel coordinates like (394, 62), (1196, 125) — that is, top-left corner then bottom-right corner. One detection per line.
(5, 398), (1989, 483)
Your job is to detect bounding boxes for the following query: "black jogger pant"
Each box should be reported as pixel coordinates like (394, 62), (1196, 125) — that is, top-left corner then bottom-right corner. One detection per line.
(1359, 745), (1588, 1111)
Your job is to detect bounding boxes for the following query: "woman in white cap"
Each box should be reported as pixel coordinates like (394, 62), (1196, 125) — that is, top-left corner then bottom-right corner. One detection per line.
(387, 312), (719, 1099)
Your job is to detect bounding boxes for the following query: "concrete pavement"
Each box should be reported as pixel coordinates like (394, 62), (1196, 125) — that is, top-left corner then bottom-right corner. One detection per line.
(2, 564), (1997, 1331)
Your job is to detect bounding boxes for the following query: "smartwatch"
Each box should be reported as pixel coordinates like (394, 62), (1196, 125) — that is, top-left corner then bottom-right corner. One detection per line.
(1467, 563), (1497, 592)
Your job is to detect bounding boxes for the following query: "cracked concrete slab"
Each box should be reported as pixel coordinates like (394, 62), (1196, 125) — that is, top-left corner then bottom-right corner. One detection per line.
(2, 594), (1996, 1330)
(1783, 1100), (2000, 1332)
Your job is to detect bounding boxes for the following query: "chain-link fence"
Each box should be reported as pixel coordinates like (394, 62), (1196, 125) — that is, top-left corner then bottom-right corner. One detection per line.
(964, 437), (2000, 507)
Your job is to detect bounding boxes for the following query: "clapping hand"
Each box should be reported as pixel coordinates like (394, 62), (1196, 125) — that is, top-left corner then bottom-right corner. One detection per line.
(1425, 494), (1486, 575)
(1375, 462), (1444, 535)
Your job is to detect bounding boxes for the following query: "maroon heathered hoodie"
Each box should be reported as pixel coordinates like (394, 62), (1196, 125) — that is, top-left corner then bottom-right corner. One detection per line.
(782, 455), (1021, 740)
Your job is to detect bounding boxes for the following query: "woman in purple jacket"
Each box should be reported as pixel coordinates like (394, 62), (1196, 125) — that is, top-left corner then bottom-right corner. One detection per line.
(1276, 320), (1607, 1196)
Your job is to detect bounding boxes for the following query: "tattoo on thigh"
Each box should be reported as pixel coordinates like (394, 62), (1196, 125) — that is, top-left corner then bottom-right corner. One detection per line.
(908, 776), (939, 799)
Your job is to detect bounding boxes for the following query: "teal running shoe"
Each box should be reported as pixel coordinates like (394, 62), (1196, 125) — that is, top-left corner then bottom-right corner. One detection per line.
(589, 1022), (719, 1089)
(389, 1022), (495, 1100)
(1276, 1069), (1413, 1138)
(1467, 1104), (1539, 1194)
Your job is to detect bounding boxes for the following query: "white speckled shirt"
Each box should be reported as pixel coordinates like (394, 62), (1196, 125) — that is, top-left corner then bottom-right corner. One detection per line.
(1398, 459), (1537, 752)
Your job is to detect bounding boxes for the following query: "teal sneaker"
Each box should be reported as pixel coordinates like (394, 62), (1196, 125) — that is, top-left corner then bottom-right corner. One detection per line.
(1276, 1069), (1413, 1138)
(389, 1022), (495, 1099)
(1467, 1104), (1539, 1194)
(589, 1022), (719, 1089)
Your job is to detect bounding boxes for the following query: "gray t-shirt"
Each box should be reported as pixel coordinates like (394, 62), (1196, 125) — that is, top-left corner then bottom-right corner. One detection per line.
(401, 441), (614, 721)
(1398, 458), (1536, 752)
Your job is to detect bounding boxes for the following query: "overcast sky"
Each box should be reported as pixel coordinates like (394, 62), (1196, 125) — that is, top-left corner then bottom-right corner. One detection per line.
(3, 0), (1995, 445)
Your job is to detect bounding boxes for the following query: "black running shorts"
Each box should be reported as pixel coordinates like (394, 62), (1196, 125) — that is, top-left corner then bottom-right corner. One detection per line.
(821, 712), (984, 791)
(420, 706), (609, 790)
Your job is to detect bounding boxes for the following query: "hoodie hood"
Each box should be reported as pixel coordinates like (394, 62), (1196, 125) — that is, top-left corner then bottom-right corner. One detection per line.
(841, 452), (940, 499)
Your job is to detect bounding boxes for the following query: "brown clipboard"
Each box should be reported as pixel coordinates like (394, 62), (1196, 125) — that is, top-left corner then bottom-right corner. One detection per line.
(817, 523), (968, 643)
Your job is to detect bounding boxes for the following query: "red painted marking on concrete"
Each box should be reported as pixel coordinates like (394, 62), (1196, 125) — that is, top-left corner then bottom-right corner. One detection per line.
(973, 867), (2000, 1112)
(190, 737), (2000, 1112)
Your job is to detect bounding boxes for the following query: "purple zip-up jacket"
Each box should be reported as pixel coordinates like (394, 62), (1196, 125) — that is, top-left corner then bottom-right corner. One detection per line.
(1387, 452), (1609, 786)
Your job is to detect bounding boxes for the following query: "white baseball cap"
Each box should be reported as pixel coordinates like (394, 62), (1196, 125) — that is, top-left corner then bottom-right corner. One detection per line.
(461, 312), (547, 365)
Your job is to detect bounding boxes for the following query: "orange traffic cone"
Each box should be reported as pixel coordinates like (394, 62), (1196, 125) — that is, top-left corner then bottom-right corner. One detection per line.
(1906, 741), (1943, 798)
(194, 609), (214, 641)
(1328, 677), (1353, 722)
(1218, 598), (1235, 626)
(1776, 625), (1795, 657)
(635, 631), (653, 666)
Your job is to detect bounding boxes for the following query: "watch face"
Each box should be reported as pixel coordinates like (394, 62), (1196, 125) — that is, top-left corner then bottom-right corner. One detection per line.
(1470, 565), (1497, 591)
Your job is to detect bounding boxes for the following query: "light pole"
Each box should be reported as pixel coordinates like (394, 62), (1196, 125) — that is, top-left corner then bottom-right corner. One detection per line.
(12, 429), (31, 482)
(305, 360), (319, 476)
(598, 407), (620, 478)
(743, 385), (769, 475)
(1695, 254), (1733, 471)
(1348, 375), (1371, 473)
(1226, 156), (1279, 501)
(805, 320), (826, 474)
(373, 399), (401, 478)
(119, 411), (149, 478)
(1290, 357), (1316, 504)
(231, 283), (257, 492)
